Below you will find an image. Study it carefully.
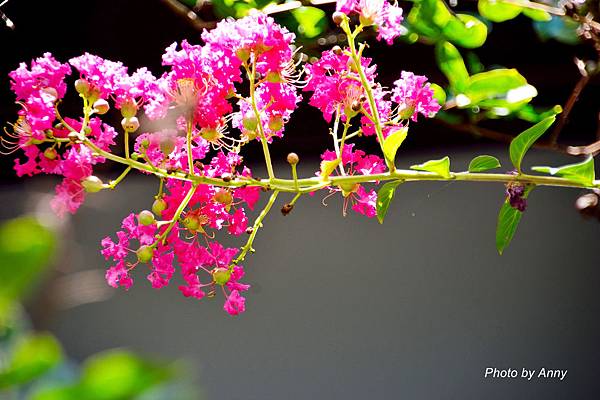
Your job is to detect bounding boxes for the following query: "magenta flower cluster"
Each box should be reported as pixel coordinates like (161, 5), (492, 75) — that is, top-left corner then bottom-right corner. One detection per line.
(6, 10), (439, 315)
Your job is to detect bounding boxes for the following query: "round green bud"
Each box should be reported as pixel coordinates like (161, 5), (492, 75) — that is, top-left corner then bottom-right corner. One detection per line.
(43, 147), (58, 160)
(120, 99), (138, 118)
(213, 189), (233, 206)
(138, 210), (155, 226)
(182, 215), (200, 231)
(136, 245), (154, 263)
(236, 48), (251, 63)
(152, 198), (168, 216)
(212, 267), (231, 285)
(268, 116), (283, 132)
(82, 176), (104, 193)
(242, 116), (258, 132)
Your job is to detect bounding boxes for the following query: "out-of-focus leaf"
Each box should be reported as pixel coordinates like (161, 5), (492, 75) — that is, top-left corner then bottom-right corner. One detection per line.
(376, 181), (403, 224)
(382, 127), (408, 166)
(410, 156), (451, 178)
(532, 156), (595, 186)
(0, 333), (63, 388)
(442, 14), (488, 48)
(464, 69), (530, 104)
(406, 2), (444, 39)
(496, 185), (533, 254)
(435, 41), (470, 92)
(290, 7), (327, 38)
(534, 15), (581, 44)
(430, 83), (447, 106)
(468, 155), (501, 172)
(478, 0), (522, 22)
(509, 116), (556, 172)
(31, 350), (178, 400)
(516, 104), (563, 123)
(522, 7), (551, 21)
(0, 217), (56, 303)
(76, 351), (173, 400)
(466, 51), (484, 75)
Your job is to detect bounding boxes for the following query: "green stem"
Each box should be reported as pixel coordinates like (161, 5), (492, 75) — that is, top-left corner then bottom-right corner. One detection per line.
(344, 22), (393, 171)
(155, 184), (198, 246)
(108, 166), (132, 189)
(248, 58), (275, 181)
(186, 119), (194, 175)
(124, 130), (130, 159)
(233, 190), (280, 264)
(291, 163), (299, 190)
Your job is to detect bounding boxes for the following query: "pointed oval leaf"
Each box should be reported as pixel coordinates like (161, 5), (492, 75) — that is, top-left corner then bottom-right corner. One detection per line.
(532, 156), (595, 186)
(382, 127), (408, 166)
(496, 201), (523, 255)
(465, 69), (529, 104)
(376, 180), (403, 224)
(509, 115), (556, 172)
(320, 158), (340, 180)
(496, 185), (533, 254)
(468, 155), (501, 172)
(435, 41), (470, 93)
(410, 156), (451, 178)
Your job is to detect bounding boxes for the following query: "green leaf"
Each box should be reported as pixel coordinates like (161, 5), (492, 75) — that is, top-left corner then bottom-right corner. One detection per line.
(430, 83), (447, 106)
(478, 0), (522, 22)
(78, 350), (174, 400)
(442, 14), (488, 48)
(382, 127), (408, 166)
(410, 156), (451, 178)
(496, 185), (534, 254)
(290, 7), (327, 38)
(376, 181), (403, 224)
(509, 116), (556, 172)
(320, 158), (340, 179)
(532, 156), (595, 186)
(468, 155), (501, 172)
(0, 333), (63, 388)
(435, 41), (470, 92)
(0, 217), (56, 304)
(465, 69), (531, 105)
(496, 202), (523, 255)
(522, 7), (551, 21)
(516, 104), (563, 123)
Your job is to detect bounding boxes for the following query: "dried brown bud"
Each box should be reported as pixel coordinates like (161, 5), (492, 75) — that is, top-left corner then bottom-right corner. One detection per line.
(287, 152), (299, 165)
(332, 11), (345, 26)
(351, 100), (361, 112)
(332, 45), (343, 55)
(245, 227), (254, 235)
(221, 172), (233, 182)
(281, 203), (294, 216)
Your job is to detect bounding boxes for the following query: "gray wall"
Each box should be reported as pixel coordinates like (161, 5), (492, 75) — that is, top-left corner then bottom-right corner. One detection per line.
(3, 146), (600, 399)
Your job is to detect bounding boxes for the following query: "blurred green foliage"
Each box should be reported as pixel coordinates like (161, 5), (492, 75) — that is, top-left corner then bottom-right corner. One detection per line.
(0, 216), (200, 400)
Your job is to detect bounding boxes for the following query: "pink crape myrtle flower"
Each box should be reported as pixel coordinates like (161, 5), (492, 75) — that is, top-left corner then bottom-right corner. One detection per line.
(8, 53), (71, 140)
(320, 144), (385, 218)
(336, 0), (404, 44)
(392, 71), (441, 121)
(304, 49), (377, 122)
